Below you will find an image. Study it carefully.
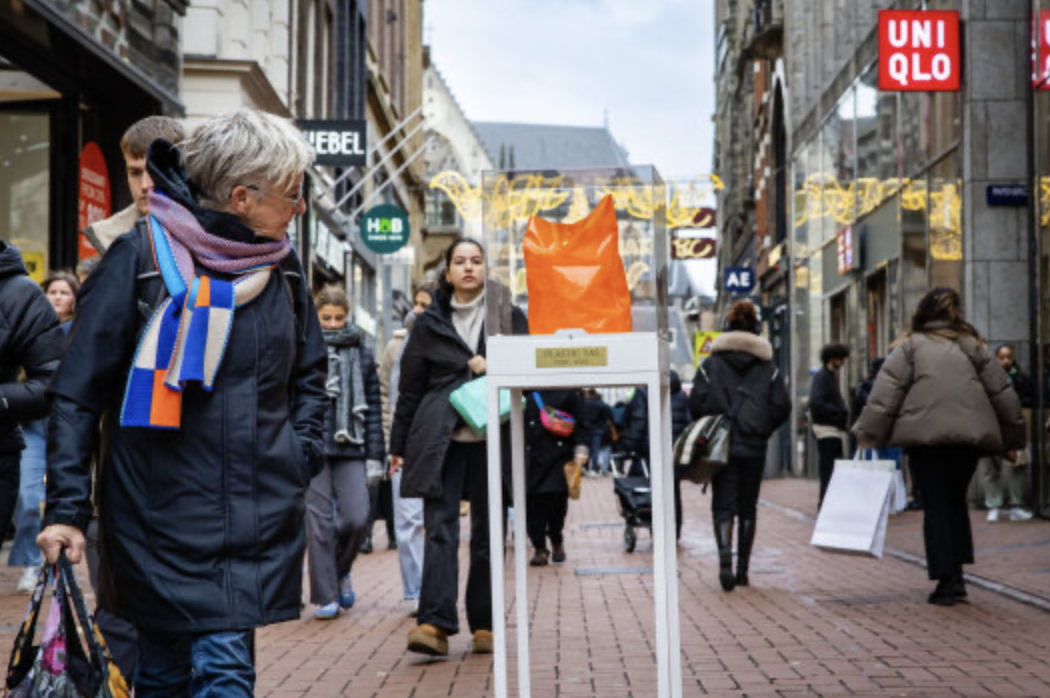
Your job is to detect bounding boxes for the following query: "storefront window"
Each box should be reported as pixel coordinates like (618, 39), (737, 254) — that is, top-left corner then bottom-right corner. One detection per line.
(0, 111), (50, 282)
(898, 92), (927, 180)
(929, 153), (962, 291)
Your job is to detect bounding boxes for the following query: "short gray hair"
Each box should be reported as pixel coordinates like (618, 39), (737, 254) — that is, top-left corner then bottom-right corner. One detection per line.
(182, 110), (315, 209)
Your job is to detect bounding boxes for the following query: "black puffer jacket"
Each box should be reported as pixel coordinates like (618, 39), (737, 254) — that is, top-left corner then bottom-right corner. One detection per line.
(670, 370), (691, 444)
(390, 286), (527, 500)
(525, 390), (590, 495)
(689, 331), (791, 458)
(322, 333), (385, 462)
(809, 366), (849, 430)
(44, 145), (328, 634)
(620, 388), (650, 462)
(0, 243), (63, 455)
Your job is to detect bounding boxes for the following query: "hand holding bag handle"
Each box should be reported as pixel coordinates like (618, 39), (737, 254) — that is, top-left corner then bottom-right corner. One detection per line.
(56, 552), (131, 698)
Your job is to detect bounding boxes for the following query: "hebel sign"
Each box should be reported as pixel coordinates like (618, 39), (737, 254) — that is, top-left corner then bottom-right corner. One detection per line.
(878, 10), (961, 92)
(1033, 11), (1050, 90)
(298, 120), (367, 166)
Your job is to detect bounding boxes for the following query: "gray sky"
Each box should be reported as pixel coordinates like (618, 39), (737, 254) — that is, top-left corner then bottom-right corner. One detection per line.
(426, 0), (716, 180)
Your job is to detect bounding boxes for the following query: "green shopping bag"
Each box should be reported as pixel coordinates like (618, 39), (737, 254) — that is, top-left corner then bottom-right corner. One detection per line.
(449, 377), (514, 437)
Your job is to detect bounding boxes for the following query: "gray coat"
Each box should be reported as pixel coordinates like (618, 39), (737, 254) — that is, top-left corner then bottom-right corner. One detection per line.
(853, 330), (1025, 453)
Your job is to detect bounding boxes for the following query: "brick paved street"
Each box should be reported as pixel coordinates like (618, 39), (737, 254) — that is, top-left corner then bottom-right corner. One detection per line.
(4, 475), (1050, 697)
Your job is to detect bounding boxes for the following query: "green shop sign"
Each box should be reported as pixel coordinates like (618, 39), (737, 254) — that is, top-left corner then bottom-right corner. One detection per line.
(360, 204), (410, 254)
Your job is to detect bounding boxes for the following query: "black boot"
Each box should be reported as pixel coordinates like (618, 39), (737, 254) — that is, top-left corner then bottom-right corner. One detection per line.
(736, 519), (756, 587)
(928, 578), (956, 606)
(951, 567), (967, 601)
(714, 519), (735, 592)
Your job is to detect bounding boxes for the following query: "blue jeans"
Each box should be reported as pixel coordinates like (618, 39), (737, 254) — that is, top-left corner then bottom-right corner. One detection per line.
(392, 469), (424, 600)
(10, 420), (45, 567)
(136, 628), (254, 698)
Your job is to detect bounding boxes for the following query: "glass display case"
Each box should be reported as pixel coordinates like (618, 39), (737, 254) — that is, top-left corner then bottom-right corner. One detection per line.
(481, 166), (669, 338)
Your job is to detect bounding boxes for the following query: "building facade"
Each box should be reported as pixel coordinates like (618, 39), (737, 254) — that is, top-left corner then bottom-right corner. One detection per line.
(716, 1), (1043, 501)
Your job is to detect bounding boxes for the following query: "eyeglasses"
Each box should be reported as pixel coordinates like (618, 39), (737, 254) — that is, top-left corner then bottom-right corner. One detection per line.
(246, 183), (306, 207)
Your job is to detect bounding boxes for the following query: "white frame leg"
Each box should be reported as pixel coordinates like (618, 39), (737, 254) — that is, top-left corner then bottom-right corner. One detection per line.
(487, 381), (508, 698)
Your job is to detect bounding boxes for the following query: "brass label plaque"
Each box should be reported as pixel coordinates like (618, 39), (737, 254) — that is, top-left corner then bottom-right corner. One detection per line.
(535, 346), (608, 369)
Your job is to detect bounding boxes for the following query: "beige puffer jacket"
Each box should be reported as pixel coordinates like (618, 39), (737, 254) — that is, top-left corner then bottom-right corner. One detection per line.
(854, 329), (1025, 453)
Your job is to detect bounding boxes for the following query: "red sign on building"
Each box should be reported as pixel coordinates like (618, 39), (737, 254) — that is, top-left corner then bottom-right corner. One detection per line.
(878, 10), (961, 92)
(837, 226), (855, 276)
(77, 142), (111, 260)
(1033, 11), (1050, 90)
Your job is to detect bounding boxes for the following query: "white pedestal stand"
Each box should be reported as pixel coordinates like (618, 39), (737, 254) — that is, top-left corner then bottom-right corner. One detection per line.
(485, 331), (681, 698)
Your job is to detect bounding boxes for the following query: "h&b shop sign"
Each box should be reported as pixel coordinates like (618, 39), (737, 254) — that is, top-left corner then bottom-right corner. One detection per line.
(360, 204), (410, 254)
(878, 10), (960, 92)
(298, 120), (367, 166)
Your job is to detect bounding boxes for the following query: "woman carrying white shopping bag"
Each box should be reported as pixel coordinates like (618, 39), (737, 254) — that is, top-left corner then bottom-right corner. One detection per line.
(854, 288), (1025, 607)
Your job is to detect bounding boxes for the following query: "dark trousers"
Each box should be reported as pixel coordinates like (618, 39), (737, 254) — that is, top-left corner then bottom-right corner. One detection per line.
(0, 454), (19, 545)
(419, 441), (491, 636)
(366, 480), (396, 543)
(306, 457), (369, 605)
(710, 456), (766, 523)
(526, 492), (568, 550)
(817, 437), (843, 508)
(908, 446), (980, 580)
(87, 519), (139, 683)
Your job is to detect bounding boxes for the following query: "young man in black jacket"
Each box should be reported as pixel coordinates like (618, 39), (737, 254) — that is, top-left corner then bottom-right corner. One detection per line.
(0, 241), (62, 549)
(810, 343), (851, 508)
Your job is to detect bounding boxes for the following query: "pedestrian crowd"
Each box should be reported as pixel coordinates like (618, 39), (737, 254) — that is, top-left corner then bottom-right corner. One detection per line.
(0, 109), (1040, 697)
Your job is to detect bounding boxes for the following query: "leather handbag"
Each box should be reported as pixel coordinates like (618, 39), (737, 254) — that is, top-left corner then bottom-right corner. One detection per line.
(4, 554), (130, 698)
(564, 460), (583, 499)
(674, 365), (759, 486)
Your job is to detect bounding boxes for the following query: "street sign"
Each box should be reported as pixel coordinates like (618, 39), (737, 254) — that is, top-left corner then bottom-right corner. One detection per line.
(360, 204), (410, 254)
(298, 120), (367, 166)
(837, 226), (857, 275)
(724, 267), (755, 294)
(671, 237), (717, 260)
(986, 184), (1028, 207)
(694, 331), (721, 367)
(878, 10), (960, 91)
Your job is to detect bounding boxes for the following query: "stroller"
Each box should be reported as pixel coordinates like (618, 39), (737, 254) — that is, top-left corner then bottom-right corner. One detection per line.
(612, 453), (651, 553)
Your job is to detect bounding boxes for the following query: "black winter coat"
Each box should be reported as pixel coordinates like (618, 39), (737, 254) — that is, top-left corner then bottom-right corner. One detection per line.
(525, 390), (590, 495)
(620, 388), (651, 462)
(390, 287), (528, 499)
(322, 337), (385, 462)
(670, 371), (691, 444)
(44, 161), (327, 634)
(0, 243), (62, 455)
(809, 366), (849, 430)
(689, 331), (791, 458)
(582, 396), (612, 444)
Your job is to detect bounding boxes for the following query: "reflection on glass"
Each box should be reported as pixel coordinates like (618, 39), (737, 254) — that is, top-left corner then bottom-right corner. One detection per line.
(0, 112), (50, 283)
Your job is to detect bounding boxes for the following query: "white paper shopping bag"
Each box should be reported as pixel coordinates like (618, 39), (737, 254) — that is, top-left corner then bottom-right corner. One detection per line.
(811, 453), (896, 558)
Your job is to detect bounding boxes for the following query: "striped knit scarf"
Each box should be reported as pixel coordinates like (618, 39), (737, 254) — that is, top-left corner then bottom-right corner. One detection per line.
(120, 192), (291, 429)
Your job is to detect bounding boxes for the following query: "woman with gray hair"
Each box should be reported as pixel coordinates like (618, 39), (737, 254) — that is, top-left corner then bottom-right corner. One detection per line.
(37, 109), (328, 697)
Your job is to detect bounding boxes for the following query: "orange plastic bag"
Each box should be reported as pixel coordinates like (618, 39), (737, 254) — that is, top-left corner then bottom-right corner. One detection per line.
(523, 195), (632, 335)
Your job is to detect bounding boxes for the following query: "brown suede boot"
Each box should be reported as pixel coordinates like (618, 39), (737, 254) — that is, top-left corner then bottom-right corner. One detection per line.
(472, 630), (493, 654)
(407, 623), (449, 656)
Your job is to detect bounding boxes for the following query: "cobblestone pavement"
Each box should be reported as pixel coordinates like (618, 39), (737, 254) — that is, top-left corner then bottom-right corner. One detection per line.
(4, 475), (1050, 697)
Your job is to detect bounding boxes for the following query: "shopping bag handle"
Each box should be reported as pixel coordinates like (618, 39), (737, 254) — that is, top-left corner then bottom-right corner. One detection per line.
(852, 448), (879, 462)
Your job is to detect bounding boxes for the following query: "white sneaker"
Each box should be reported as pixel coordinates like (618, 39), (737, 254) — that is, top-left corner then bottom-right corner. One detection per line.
(1009, 508), (1034, 522)
(409, 598), (419, 618)
(17, 566), (40, 594)
(986, 508), (1001, 523)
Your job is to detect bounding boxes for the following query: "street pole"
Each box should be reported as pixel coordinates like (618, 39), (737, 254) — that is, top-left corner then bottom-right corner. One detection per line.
(382, 261), (393, 348)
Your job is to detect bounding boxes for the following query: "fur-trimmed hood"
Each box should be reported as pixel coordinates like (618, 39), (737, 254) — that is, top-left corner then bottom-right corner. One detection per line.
(82, 204), (141, 255)
(710, 330), (773, 362)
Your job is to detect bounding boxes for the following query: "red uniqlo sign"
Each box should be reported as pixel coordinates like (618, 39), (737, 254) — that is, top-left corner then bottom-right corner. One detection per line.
(1033, 11), (1050, 90)
(878, 10), (961, 92)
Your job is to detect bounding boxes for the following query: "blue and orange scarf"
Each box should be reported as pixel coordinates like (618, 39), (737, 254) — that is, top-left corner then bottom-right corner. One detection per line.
(120, 192), (291, 429)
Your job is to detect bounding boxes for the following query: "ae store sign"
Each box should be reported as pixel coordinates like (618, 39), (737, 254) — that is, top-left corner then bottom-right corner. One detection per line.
(879, 10), (961, 91)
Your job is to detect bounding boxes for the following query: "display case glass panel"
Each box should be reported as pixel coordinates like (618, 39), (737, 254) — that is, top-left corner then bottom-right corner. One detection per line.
(482, 166), (669, 338)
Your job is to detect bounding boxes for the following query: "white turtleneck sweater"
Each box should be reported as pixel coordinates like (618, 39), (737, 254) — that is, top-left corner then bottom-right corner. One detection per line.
(450, 291), (485, 443)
